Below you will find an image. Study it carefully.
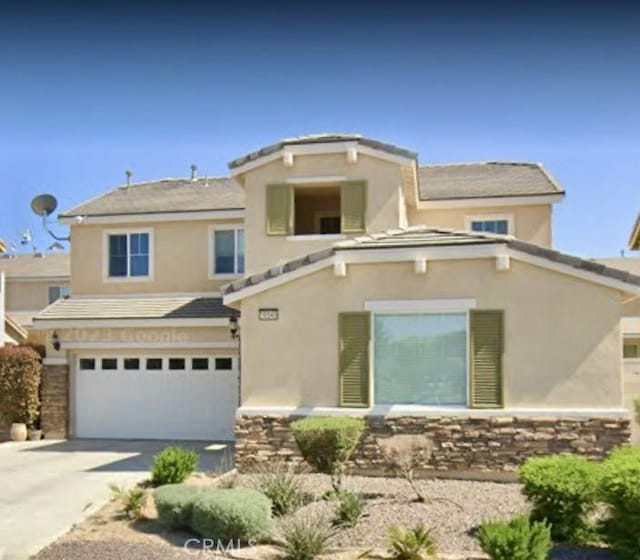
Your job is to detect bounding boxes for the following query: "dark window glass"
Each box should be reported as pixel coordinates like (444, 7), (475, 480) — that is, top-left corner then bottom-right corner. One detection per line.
(101, 358), (118, 370)
(79, 358), (95, 370)
(109, 235), (128, 277)
(124, 358), (140, 370)
(215, 357), (233, 371)
(169, 358), (186, 370)
(192, 358), (210, 370)
(146, 358), (163, 370)
(470, 220), (509, 235)
(237, 229), (245, 273)
(48, 286), (69, 304)
(319, 216), (341, 234)
(214, 230), (235, 273)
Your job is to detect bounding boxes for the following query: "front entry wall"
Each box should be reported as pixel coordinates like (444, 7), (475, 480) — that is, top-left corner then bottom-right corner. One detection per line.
(239, 258), (624, 410)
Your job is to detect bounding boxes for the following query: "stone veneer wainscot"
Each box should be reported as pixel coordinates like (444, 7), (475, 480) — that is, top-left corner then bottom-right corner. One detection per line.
(40, 364), (69, 439)
(235, 414), (630, 476)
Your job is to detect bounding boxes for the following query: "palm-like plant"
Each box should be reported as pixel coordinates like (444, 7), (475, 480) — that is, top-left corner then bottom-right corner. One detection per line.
(387, 525), (437, 560)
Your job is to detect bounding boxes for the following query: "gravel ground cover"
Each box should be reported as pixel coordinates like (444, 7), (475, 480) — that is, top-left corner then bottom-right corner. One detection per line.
(35, 472), (613, 560)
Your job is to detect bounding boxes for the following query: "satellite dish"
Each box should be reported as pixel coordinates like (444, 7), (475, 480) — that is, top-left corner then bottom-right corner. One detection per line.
(30, 194), (58, 217)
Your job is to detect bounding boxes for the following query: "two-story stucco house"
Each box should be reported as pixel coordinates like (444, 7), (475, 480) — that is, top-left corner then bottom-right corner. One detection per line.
(34, 134), (640, 473)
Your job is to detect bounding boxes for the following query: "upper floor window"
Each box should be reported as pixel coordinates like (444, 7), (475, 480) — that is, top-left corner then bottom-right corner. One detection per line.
(624, 341), (640, 359)
(48, 285), (70, 304)
(212, 228), (245, 276)
(106, 230), (152, 279)
(466, 214), (513, 236)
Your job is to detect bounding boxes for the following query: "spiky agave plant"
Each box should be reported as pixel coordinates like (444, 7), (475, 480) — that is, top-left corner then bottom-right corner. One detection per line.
(387, 525), (437, 560)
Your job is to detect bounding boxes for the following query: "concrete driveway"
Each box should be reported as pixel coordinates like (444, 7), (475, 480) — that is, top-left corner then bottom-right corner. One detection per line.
(0, 439), (232, 560)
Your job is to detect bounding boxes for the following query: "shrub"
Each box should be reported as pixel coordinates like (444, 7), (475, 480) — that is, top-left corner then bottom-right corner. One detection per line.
(154, 484), (202, 530)
(255, 461), (308, 516)
(378, 435), (433, 503)
(191, 488), (274, 543)
(599, 446), (640, 560)
(519, 454), (600, 543)
(387, 525), (437, 560)
(333, 490), (365, 528)
(290, 416), (364, 491)
(109, 484), (146, 521)
(151, 447), (199, 486)
(212, 450), (238, 488)
(634, 395), (640, 425)
(476, 516), (552, 560)
(278, 513), (335, 560)
(0, 346), (41, 426)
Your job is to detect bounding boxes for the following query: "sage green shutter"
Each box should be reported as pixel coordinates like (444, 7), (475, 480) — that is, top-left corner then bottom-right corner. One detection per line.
(339, 312), (370, 407)
(341, 181), (366, 233)
(470, 310), (504, 408)
(266, 184), (292, 235)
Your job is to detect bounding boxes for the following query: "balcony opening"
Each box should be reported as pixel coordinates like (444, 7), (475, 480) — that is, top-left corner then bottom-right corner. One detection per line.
(293, 186), (341, 235)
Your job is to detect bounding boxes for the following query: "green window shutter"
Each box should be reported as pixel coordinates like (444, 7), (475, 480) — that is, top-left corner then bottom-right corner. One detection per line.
(341, 181), (366, 233)
(266, 184), (292, 235)
(339, 312), (370, 407)
(470, 310), (504, 408)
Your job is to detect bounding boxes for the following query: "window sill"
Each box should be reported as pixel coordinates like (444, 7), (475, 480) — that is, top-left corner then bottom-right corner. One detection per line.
(103, 276), (153, 283)
(209, 273), (242, 280)
(286, 234), (346, 241)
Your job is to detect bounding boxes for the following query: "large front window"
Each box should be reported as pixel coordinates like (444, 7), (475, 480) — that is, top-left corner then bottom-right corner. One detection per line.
(213, 228), (245, 275)
(108, 232), (150, 278)
(374, 313), (468, 405)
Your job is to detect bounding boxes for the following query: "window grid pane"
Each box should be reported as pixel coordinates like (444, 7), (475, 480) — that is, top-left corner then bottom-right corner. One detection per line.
(215, 357), (233, 370)
(374, 313), (467, 406)
(214, 230), (235, 274)
(109, 235), (128, 277)
(101, 358), (118, 370)
(129, 233), (150, 277)
(146, 358), (163, 370)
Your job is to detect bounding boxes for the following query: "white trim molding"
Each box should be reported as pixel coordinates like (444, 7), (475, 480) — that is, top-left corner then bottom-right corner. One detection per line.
(60, 209), (245, 225)
(209, 225), (245, 279)
(286, 175), (347, 185)
(102, 227), (154, 283)
(417, 193), (564, 210)
(364, 298), (476, 313)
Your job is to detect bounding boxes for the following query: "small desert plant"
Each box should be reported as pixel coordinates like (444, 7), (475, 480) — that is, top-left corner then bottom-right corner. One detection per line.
(191, 487), (274, 543)
(151, 447), (199, 486)
(291, 416), (364, 492)
(387, 525), (437, 560)
(476, 516), (552, 560)
(519, 454), (600, 544)
(255, 461), (308, 516)
(378, 435), (433, 503)
(599, 446), (640, 560)
(278, 513), (335, 560)
(154, 483), (202, 530)
(212, 450), (238, 488)
(333, 489), (365, 528)
(109, 484), (146, 521)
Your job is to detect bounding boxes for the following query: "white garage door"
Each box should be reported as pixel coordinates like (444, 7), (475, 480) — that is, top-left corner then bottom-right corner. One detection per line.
(74, 354), (238, 441)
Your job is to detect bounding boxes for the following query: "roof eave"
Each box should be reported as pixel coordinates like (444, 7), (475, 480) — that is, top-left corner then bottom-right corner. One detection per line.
(416, 192), (565, 210)
(629, 214), (640, 250)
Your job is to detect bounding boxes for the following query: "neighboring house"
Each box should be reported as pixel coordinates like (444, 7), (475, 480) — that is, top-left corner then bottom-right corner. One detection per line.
(0, 253), (70, 342)
(33, 134), (639, 474)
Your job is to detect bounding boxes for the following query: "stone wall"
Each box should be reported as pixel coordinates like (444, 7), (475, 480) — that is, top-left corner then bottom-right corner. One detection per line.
(40, 364), (69, 438)
(235, 414), (630, 476)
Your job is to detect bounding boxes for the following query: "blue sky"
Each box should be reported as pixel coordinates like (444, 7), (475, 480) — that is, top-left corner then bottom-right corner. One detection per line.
(0, 0), (638, 257)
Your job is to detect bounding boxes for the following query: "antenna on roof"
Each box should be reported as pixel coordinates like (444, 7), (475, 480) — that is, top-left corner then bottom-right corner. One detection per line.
(30, 193), (70, 243)
(190, 164), (198, 181)
(125, 170), (133, 186)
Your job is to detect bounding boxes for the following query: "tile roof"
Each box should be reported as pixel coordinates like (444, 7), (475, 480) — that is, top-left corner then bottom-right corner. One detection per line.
(34, 296), (237, 322)
(60, 177), (245, 217)
(228, 133), (417, 170)
(0, 253), (70, 278)
(418, 162), (564, 201)
(223, 226), (640, 297)
(593, 257), (640, 276)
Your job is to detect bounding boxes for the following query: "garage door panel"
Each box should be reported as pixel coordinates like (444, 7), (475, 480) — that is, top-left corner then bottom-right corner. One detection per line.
(75, 366), (238, 441)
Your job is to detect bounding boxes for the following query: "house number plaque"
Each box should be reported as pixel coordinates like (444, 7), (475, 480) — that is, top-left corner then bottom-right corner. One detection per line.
(259, 308), (279, 321)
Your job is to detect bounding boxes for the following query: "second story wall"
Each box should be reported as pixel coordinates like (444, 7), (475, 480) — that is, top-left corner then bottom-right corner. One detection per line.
(408, 203), (553, 247)
(6, 280), (69, 311)
(70, 218), (244, 296)
(240, 153), (409, 273)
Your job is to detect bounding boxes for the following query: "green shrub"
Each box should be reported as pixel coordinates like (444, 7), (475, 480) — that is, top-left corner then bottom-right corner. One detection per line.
(255, 462), (308, 516)
(191, 488), (274, 543)
(519, 454), (600, 543)
(599, 447), (640, 560)
(0, 346), (41, 426)
(476, 516), (552, 560)
(387, 525), (437, 560)
(278, 513), (335, 560)
(290, 416), (364, 490)
(151, 447), (199, 486)
(109, 484), (146, 521)
(333, 490), (365, 528)
(154, 484), (202, 530)
(634, 396), (640, 425)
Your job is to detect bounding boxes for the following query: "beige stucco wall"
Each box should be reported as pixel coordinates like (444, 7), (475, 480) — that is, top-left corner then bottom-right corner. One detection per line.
(408, 204), (553, 247)
(5, 279), (68, 312)
(238, 154), (407, 273)
(70, 219), (243, 295)
(238, 258), (623, 410)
